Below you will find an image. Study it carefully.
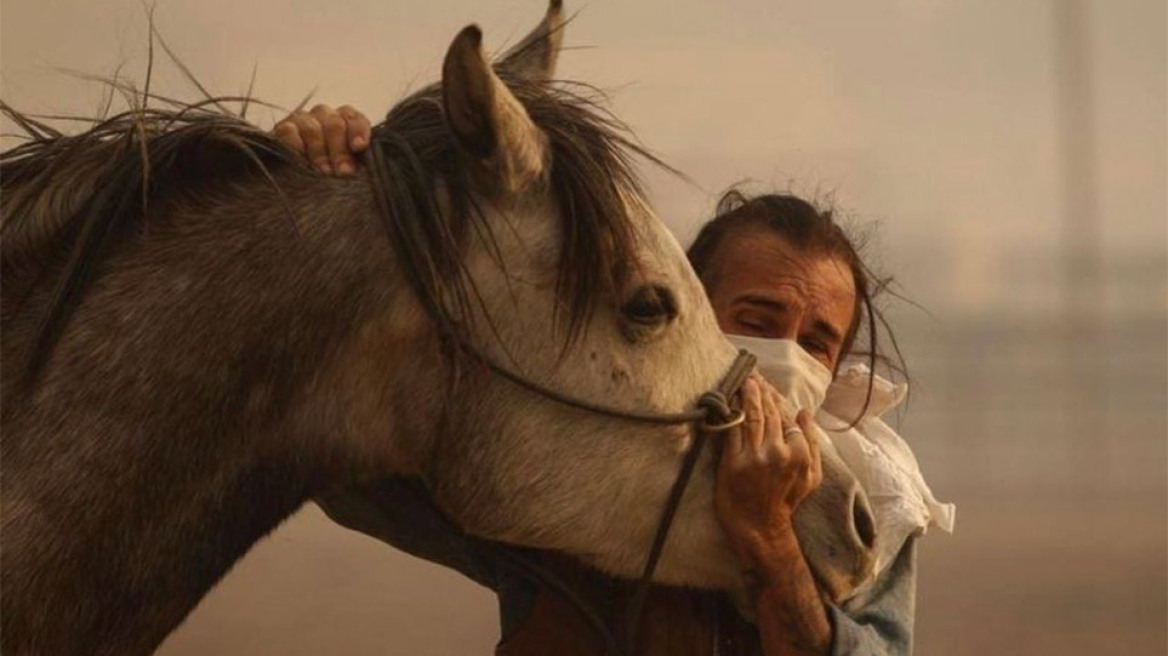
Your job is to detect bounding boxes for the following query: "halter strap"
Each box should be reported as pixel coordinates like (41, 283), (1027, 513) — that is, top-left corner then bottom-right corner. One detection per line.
(465, 343), (754, 431)
(623, 350), (755, 654)
(471, 346), (757, 655)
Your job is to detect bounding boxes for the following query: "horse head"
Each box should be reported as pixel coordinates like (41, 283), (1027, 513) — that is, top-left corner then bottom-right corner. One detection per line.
(374, 2), (878, 600)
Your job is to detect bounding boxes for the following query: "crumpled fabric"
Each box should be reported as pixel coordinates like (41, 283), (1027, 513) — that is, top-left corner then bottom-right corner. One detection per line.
(725, 334), (834, 413)
(815, 361), (955, 594)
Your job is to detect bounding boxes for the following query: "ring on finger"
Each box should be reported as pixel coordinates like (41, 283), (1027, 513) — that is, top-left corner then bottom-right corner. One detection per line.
(782, 426), (804, 440)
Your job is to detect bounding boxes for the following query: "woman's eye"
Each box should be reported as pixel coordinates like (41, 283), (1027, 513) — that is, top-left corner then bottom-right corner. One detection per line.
(736, 320), (768, 334)
(734, 313), (772, 334)
(800, 339), (827, 354)
(800, 340), (837, 369)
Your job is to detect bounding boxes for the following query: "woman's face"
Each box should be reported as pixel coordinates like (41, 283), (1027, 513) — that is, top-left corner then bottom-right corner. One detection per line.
(704, 229), (857, 372)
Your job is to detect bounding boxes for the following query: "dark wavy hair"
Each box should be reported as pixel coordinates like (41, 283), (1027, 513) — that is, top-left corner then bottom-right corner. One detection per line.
(686, 189), (907, 422)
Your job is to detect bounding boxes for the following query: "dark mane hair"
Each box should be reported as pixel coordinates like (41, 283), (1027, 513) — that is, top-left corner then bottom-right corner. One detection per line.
(1, 67), (658, 390)
(364, 71), (660, 351)
(1, 102), (309, 388)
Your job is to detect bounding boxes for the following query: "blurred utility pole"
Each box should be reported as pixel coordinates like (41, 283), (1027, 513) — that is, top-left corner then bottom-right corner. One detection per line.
(1053, 0), (1105, 471)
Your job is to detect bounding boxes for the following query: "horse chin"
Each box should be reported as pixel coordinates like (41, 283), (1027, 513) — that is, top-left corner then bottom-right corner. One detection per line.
(641, 536), (745, 590)
(575, 502), (747, 591)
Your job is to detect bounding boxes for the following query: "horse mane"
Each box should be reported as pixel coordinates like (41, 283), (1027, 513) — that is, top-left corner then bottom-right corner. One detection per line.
(1, 65), (665, 390)
(1, 101), (309, 389)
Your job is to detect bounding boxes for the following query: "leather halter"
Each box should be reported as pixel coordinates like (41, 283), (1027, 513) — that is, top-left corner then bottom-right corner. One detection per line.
(472, 347), (758, 655)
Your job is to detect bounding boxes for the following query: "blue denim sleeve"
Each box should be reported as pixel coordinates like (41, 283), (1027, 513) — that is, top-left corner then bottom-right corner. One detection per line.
(315, 477), (500, 590)
(828, 538), (918, 656)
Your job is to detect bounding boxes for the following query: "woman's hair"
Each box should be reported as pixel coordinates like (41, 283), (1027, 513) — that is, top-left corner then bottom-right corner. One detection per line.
(686, 188), (906, 422)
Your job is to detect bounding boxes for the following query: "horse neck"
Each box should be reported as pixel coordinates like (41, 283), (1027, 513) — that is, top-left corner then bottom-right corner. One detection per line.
(0, 175), (429, 655)
(500, 555), (762, 656)
(1, 406), (326, 654)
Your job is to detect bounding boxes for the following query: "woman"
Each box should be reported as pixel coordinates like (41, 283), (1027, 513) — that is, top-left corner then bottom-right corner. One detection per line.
(275, 106), (926, 655)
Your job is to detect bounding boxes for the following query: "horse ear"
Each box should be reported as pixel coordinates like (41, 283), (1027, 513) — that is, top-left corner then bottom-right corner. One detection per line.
(499, 0), (565, 81)
(443, 25), (549, 196)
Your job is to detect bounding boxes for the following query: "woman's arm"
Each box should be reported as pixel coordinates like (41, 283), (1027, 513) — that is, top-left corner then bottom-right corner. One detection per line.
(716, 377), (918, 655)
(749, 525), (833, 655)
(715, 377), (832, 655)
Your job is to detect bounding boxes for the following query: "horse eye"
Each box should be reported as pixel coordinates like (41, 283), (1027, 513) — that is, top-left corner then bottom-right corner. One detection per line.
(621, 285), (678, 326)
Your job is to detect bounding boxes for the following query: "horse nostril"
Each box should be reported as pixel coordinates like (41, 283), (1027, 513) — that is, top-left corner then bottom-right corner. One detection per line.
(621, 284), (678, 326)
(851, 490), (877, 551)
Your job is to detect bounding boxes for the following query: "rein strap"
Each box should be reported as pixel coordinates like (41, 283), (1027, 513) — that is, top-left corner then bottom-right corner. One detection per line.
(623, 349), (755, 654)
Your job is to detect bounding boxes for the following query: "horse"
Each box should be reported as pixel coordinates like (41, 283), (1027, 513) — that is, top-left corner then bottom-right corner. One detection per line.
(0, 2), (876, 654)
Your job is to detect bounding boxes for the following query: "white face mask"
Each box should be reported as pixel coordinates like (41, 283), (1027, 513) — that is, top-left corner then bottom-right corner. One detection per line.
(725, 334), (833, 413)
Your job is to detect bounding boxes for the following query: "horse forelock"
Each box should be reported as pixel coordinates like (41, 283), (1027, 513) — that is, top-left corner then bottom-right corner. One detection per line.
(368, 70), (673, 354)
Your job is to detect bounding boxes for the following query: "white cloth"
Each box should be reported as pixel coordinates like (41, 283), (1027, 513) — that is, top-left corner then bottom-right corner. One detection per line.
(816, 361), (956, 581)
(725, 334), (832, 413)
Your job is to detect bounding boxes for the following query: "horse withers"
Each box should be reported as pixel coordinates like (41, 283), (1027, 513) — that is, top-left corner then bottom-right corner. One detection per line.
(0, 2), (875, 654)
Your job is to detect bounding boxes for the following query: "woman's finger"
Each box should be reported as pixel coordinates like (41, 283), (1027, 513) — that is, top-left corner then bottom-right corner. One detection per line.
(724, 422), (745, 459)
(273, 120), (306, 157)
(787, 429), (811, 475)
(760, 382), (783, 452)
(742, 378), (766, 455)
(718, 425), (745, 481)
(293, 112), (328, 172)
(797, 410), (823, 488)
(338, 105), (372, 152)
(312, 104), (351, 175)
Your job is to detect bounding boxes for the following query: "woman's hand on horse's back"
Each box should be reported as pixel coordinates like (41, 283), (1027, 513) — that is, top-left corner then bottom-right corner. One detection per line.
(274, 104), (371, 176)
(714, 375), (823, 569)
